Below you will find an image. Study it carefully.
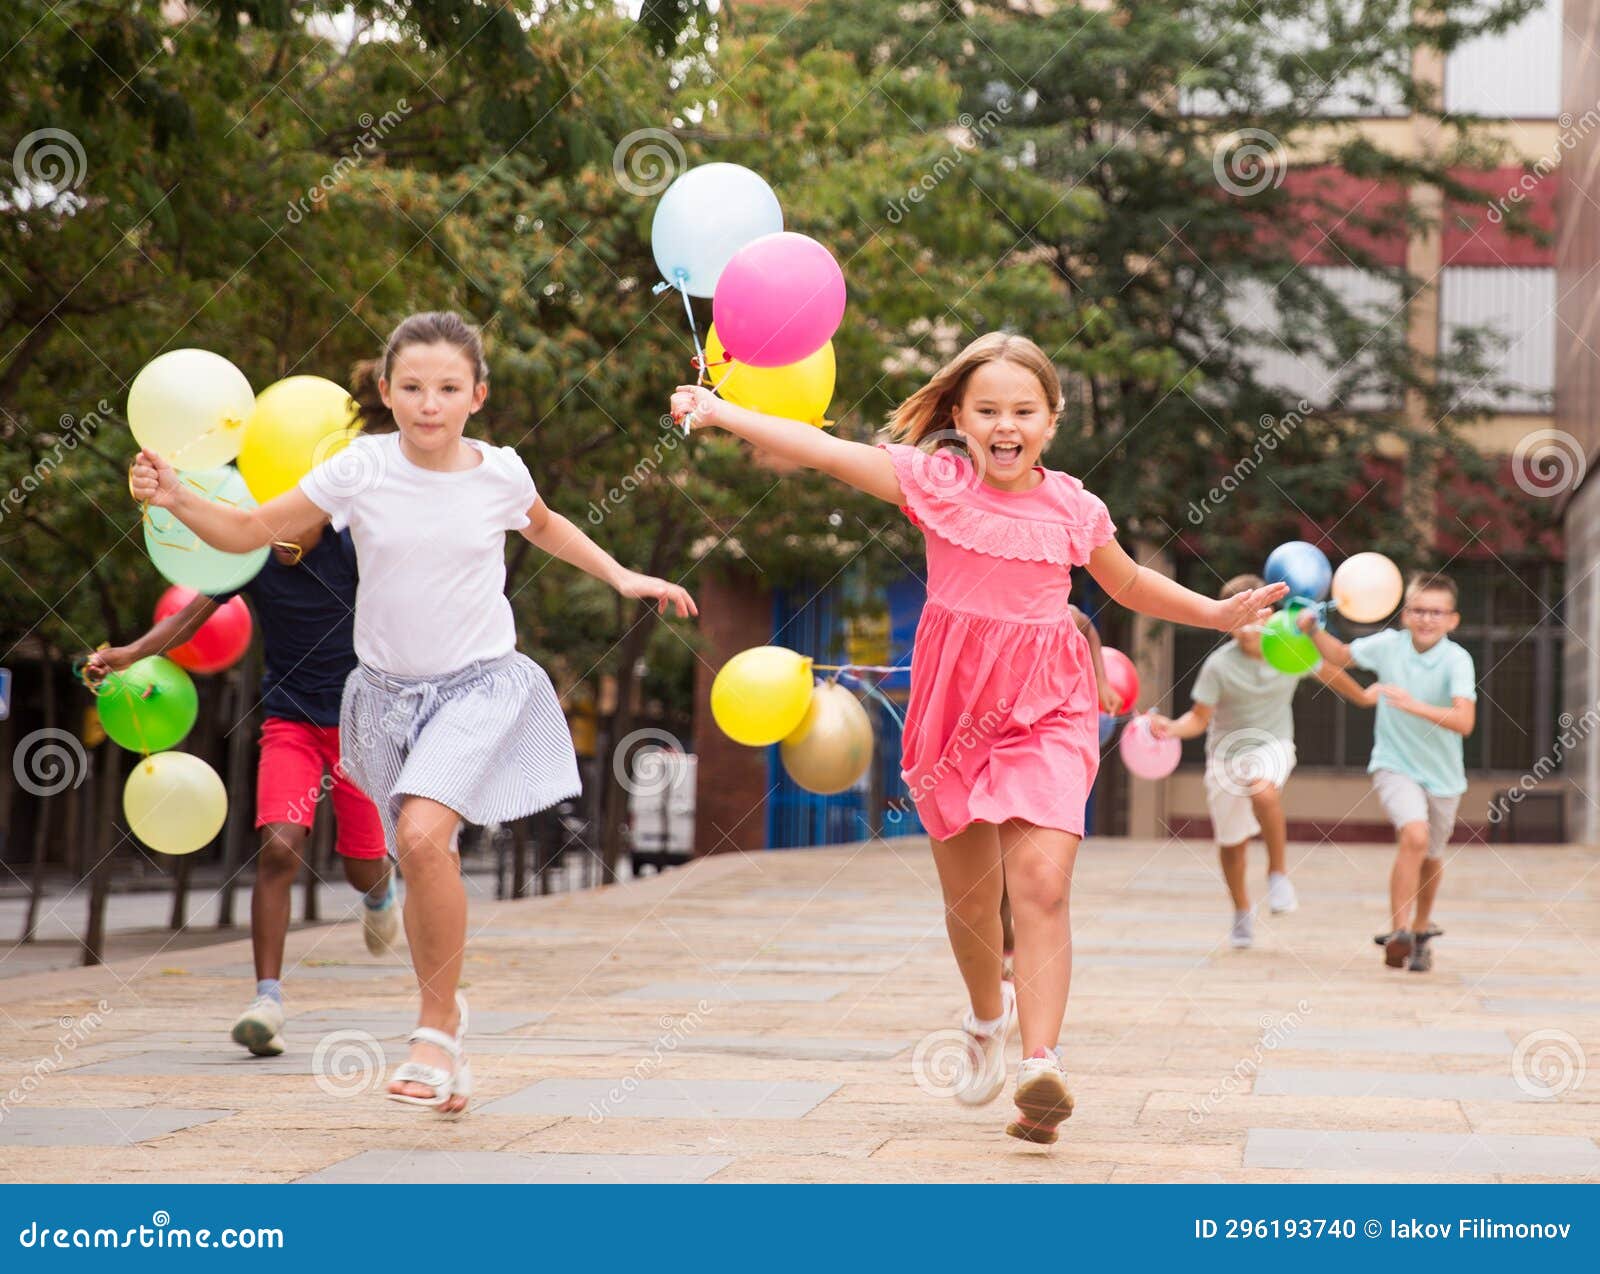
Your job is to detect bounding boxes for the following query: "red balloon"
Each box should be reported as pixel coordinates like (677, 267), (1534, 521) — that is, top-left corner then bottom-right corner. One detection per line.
(1101, 646), (1139, 715)
(154, 586), (252, 674)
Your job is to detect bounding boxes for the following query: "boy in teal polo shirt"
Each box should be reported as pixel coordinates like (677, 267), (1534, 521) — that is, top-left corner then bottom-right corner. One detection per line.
(1304, 572), (1477, 972)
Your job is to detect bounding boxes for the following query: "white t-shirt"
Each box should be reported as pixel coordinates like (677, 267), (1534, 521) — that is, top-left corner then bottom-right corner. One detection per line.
(298, 432), (538, 677)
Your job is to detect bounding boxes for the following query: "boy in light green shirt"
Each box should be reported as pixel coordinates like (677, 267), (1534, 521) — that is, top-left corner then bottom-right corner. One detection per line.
(1305, 572), (1477, 972)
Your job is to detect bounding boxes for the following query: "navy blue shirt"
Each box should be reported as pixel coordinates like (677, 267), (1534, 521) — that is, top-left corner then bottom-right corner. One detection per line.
(213, 528), (359, 727)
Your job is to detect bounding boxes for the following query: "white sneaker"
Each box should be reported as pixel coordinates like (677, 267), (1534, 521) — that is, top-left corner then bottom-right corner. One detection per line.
(1267, 872), (1298, 914)
(954, 981), (1016, 1106)
(362, 876), (401, 956)
(1006, 1047), (1074, 1144)
(1230, 909), (1254, 949)
(230, 995), (286, 1057)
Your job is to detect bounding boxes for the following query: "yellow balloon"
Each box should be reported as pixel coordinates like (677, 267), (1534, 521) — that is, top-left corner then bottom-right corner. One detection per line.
(711, 646), (815, 746)
(705, 324), (834, 426)
(123, 751), (228, 856)
(237, 375), (360, 504)
(1332, 552), (1404, 623)
(780, 681), (874, 794)
(127, 349), (255, 470)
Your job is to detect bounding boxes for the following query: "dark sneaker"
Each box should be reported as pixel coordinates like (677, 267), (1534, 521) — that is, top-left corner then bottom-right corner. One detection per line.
(1375, 929), (1413, 968)
(1409, 926), (1442, 973)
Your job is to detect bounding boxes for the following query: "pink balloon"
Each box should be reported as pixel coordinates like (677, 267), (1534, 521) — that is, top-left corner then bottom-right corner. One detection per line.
(712, 232), (846, 368)
(1119, 713), (1181, 780)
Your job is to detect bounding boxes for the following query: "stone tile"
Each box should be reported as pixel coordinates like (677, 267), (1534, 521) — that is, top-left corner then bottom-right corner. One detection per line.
(285, 1009), (547, 1038)
(299, 1149), (733, 1183)
(673, 1035), (907, 1061)
(210, 963), (411, 981)
(1480, 997), (1600, 1016)
(1465, 974), (1600, 991)
(480, 1078), (838, 1119)
(1076, 953), (1213, 969)
(468, 1037), (635, 1057)
(1277, 1027), (1511, 1056)
(713, 959), (902, 975)
(0, 1108), (232, 1146)
(1244, 1127), (1600, 1175)
(68, 1044), (408, 1076)
(1251, 1068), (1540, 1102)
(609, 981), (843, 1003)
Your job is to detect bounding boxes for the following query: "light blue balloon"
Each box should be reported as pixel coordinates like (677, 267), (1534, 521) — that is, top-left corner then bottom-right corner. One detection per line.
(1264, 540), (1332, 603)
(144, 465), (268, 594)
(652, 163), (783, 298)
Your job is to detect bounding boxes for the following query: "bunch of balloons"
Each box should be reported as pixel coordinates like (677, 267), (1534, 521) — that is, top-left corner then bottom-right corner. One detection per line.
(651, 163), (843, 427)
(116, 350), (356, 855)
(1259, 540), (1404, 675)
(710, 647), (875, 795)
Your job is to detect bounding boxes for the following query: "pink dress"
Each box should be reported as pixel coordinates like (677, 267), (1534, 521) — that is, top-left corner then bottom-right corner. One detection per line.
(880, 442), (1116, 840)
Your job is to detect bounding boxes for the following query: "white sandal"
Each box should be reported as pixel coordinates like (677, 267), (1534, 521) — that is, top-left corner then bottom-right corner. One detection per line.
(386, 993), (472, 1115)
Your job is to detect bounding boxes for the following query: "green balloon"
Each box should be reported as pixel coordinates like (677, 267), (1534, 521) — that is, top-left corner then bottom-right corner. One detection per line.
(144, 465), (268, 593)
(1260, 607), (1322, 676)
(97, 656), (198, 753)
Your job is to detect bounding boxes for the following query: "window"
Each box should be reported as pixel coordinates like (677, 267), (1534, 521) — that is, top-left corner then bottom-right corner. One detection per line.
(1444, 0), (1561, 119)
(1439, 268), (1556, 412)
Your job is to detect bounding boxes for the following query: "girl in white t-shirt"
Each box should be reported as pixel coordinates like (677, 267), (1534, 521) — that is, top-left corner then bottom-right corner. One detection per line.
(130, 311), (696, 1115)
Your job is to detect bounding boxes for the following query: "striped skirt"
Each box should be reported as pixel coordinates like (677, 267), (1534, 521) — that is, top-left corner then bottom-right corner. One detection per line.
(338, 651), (582, 855)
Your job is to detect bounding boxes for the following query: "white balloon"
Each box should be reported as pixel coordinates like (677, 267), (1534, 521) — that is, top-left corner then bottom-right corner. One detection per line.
(652, 163), (783, 298)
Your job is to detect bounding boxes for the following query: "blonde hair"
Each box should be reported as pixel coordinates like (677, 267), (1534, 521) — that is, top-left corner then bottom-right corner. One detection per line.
(1406, 571), (1458, 608)
(886, 332), (1063, 447)
(1220, 573), (1265, 600)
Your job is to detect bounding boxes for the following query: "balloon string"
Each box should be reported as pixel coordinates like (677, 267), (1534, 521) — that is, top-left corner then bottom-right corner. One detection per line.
(813, 663), (912, 674)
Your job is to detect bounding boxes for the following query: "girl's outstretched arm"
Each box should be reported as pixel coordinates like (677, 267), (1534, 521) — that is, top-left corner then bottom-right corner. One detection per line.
(129, 448), (327, 552)
(671, 385), (904, 505)
(1086, 538), (1288, 631)
(519, 497), (697, 618)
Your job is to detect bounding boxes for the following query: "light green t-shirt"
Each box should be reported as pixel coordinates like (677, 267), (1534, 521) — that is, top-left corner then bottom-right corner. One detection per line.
(1191, 641), (1307, 756)
(1348, 628), (1477, 796)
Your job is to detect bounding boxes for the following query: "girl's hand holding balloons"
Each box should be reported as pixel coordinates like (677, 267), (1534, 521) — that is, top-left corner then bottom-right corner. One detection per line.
(1146, 713), (1175, 740)
(82, 646), (135, 687)
(615, 568), (699, 618)
(671, 384), (725, 433)
(129, 448), (181, 508)
(1212, 581), (1289, 632)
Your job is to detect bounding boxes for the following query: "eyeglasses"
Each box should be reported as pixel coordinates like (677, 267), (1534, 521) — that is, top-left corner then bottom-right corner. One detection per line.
(1404, 606), (1455, 620)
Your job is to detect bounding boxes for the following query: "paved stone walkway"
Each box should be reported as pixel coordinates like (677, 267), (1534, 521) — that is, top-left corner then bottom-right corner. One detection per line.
(0, 836), (1596, 1183)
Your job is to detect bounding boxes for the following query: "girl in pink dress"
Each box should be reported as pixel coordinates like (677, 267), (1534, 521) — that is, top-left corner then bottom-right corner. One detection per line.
(672, 333), (1283, 1144)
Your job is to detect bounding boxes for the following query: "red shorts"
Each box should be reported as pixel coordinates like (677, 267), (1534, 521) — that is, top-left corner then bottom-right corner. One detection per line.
(256, 717), (387, 860)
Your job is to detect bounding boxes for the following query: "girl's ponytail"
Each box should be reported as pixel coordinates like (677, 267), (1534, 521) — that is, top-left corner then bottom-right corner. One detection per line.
(349, 356), (395, 433)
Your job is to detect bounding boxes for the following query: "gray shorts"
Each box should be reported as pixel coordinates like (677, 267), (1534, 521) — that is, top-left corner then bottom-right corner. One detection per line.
(1372, 769), (1460, 859)
(340, 651), (582, 857)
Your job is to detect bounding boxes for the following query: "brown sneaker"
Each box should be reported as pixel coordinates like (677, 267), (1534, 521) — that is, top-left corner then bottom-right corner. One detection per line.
(1376, 929), (1413, 968)
(1005, 1048), (1074, 1144)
